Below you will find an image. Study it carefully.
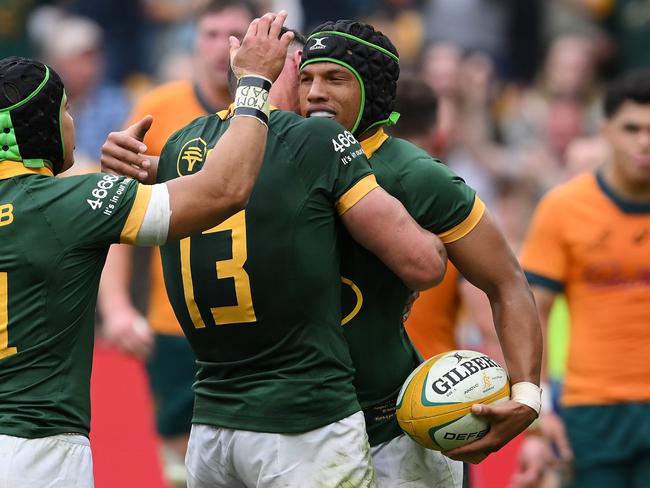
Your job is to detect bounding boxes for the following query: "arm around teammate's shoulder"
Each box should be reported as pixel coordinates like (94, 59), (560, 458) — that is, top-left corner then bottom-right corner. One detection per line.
(341, 186), (447, 291)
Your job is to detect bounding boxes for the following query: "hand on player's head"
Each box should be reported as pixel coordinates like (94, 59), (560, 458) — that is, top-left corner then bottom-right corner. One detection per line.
(229, 11), (294, 82)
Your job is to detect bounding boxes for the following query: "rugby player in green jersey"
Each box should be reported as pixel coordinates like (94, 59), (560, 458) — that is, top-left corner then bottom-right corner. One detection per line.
(100, 32), (449, 488)
(0, 12), (294, 488)
(298, 20), (543, 487)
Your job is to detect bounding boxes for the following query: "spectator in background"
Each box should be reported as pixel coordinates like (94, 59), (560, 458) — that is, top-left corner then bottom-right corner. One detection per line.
(40, 15), (131, 172)
(602, 0), (650, 72)
(144, 0), (210, 64)
(65, 0), (154, 84)
(420, 43), (509, 217)
(513, 69), (650, 488)
(424, 0), (509, 71)
(423, 0), (543, 81)
(419, 43), (463, 158)
(98, 2), (258, 485)
(0, 0), (47, 58)
(299, 0), (371, 32)
(499, 35), (602, 193)
(362, 0), (426, 66)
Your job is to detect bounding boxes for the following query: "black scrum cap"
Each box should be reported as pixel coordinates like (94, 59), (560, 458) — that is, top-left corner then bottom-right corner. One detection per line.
(301, 20), (400, 136)
(0, 57), (66, 174)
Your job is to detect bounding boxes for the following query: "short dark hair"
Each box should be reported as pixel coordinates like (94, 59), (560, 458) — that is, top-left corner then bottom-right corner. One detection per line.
(289, 28), (307, 48)
(604, 69), (650, 118)
(197, 0), (260, 21)
(388, 75), (438, 139)
(226, 27), (305, 97)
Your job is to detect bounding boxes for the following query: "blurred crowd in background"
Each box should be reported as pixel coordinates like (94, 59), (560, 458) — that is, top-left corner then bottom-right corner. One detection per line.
(6, 0), (650, 249)
(4, 1), (650, 486)
(4, 0), (649, 370)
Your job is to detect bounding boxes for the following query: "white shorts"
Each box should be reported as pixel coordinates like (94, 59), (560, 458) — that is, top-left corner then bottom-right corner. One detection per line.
(0, 433), (93, 488)
(186, 411), (377, 488)
(371, 434), (462, 488)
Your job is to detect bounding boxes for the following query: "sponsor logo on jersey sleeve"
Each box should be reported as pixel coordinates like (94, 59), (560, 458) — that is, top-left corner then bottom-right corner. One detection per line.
(331, 130), (364, 165)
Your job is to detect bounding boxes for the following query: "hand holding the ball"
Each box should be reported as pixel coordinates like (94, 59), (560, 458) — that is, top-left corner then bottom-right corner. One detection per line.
(443, 400), (538, 464)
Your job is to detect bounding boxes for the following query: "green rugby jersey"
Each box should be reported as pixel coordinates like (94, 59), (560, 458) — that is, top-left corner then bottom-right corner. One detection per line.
(0, 163), (152, 438)
(341, 129), (485, 446)
(157, 109), (378, 433)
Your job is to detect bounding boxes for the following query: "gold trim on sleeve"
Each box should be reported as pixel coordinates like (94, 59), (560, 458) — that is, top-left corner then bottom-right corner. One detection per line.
(120, 184), (153, 244)
(336, 174), (379, 215)
(438, 196), (486, 243)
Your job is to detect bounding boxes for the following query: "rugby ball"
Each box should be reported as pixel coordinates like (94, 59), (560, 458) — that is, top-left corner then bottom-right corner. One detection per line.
(396, 350), (510, 451)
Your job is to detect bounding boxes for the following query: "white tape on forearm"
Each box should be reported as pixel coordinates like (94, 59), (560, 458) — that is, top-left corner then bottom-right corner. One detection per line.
(511, 382), (542, 416)
(135, 183), (171, 246)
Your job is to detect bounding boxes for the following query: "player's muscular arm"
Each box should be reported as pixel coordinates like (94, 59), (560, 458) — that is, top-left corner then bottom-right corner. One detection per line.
(443, 210), (542, 463)
(447, 211), (542, 385)
(341, 186), (447, 291)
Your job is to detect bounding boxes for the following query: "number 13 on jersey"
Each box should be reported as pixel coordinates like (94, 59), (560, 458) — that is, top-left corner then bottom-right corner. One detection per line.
(180, 210), (257, 328)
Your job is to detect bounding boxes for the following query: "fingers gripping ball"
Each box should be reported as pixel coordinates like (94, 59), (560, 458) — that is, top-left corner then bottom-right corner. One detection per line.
(396, 350), (510, 451)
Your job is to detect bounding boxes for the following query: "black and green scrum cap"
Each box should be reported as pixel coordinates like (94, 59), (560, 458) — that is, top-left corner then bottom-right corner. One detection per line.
(300, 20), (401, 136)
(0, 57), (66, 174)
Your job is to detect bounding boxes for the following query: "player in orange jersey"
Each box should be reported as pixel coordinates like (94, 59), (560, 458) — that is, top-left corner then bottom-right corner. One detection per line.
(512, 70), (650, 488)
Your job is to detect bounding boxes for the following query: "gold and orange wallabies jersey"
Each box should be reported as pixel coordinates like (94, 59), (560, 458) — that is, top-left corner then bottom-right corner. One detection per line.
(521, 171), (650, 406)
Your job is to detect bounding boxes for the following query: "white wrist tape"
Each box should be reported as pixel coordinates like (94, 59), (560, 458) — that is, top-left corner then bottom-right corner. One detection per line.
(135, 183), (171, 246)
(234, 75), (272, 126)
(511, 382), (542, 416)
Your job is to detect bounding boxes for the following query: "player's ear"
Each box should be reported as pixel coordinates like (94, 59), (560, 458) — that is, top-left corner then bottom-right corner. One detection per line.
(292, 50), (302, 70)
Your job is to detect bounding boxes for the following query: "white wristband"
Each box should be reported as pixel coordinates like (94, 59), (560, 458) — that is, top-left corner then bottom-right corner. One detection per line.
(511, 382), (542, 416)
(234, 75), (272, 126)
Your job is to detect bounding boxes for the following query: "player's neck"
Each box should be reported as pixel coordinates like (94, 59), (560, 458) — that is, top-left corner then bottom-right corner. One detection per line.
(602, 162), (650, 203)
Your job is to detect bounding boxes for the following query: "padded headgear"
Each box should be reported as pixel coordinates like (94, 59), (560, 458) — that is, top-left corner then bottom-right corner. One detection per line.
(300, 20), (400, 136)
(0, 57), (66, 173)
